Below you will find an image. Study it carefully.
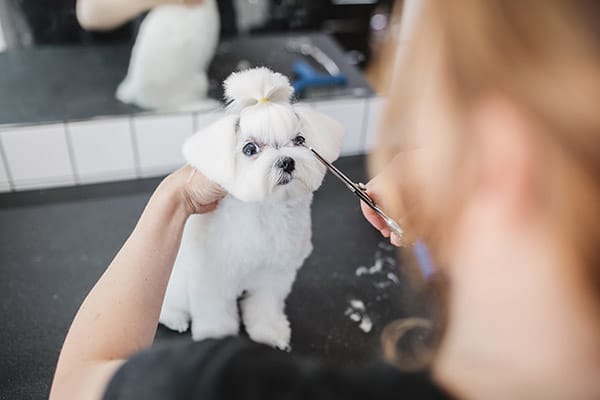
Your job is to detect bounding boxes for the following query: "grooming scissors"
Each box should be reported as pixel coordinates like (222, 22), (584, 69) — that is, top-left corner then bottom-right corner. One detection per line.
(303, 144), (404, 242)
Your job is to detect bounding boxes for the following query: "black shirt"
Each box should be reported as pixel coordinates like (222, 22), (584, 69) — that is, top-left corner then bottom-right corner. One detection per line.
(103, 337), (453, 400)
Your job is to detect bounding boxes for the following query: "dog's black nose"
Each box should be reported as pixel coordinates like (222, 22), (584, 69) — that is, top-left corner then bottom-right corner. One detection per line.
(276, 157), (295, 173)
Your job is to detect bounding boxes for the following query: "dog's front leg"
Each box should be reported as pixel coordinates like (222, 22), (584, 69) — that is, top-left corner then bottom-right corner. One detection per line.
(188, 269), (240, 341)
(241, 268), (297, 351)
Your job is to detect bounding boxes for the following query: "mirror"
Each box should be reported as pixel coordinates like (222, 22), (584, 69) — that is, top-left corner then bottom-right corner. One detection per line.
(0, 0), (403, 192)
(0, 0), (395, 126)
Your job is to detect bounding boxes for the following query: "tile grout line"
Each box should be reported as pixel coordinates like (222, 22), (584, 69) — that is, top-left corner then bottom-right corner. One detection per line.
(188, 112), (195, 163)
(0, 133), (15, 191)
(63, 121), (81, 185)
(129, 115), (142, 179)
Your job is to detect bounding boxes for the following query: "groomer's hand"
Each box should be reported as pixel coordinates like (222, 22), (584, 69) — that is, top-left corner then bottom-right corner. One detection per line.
(169, 165), (226, 215)
(360, 173), (401, 247)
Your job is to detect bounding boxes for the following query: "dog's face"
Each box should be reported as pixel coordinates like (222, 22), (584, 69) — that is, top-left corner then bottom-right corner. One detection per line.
(183, 103), (344, 202)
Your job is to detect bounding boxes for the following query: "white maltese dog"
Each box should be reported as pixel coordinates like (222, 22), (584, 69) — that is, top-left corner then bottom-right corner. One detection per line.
(159, 67), (344, 350)
(116, 1), (220, 110)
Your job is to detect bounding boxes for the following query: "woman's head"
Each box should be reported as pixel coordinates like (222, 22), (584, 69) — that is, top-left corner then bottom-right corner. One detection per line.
(376, 0), (600, 289)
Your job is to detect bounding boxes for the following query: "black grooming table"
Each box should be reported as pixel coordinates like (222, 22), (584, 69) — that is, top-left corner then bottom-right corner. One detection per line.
(0, 155), (429, 400)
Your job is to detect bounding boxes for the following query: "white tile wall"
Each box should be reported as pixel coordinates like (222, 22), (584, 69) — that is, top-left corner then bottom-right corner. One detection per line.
(133, 113), (195, 177)
(194, 110), (226, 132)
(0, 124), (75, 190)
(0, 145), (11, 192)
(67, 118), (137, 184)
(314, 98), (368, 156)
(0, 97), (381, 192)
(365, 97), (386, 151)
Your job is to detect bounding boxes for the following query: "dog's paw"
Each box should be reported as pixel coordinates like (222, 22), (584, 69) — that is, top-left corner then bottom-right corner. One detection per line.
(246, 315), (292, 351)
(159, 308), (190, 333)
(191, 317), (239, 342)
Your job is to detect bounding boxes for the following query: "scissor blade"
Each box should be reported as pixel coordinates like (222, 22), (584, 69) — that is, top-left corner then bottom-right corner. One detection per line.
(306, 144), (404, 241)
(307, 147), (359, 191)
(306, 145), (379, 209)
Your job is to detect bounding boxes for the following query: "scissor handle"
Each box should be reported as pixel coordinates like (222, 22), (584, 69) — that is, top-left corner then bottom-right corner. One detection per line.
(304, 144), (404, 241)
(356, 183), (404, 241)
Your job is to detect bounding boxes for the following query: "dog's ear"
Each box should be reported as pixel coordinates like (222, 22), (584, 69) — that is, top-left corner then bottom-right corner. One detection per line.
(294, 105), (344, 163)
(183, 115), (238, 186)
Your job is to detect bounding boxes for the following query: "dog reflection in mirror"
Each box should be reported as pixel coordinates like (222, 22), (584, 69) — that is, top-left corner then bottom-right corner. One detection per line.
(159, 67), (344, 350)
(116, 1), (220, 111)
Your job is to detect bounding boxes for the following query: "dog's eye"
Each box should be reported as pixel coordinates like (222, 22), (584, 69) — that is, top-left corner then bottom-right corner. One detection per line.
(292, 135), (306, 146)
(242, 142), (260, 156)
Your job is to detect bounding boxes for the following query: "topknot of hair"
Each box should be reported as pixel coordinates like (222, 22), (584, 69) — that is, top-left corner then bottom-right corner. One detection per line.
(223, 67), (294, 113)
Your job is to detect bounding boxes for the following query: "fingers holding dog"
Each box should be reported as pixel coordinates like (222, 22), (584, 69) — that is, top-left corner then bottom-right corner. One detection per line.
(170, 165), (226, 215)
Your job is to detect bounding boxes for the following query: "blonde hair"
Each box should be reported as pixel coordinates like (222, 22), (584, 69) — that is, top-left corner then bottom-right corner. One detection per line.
(376, 0), (600, 366)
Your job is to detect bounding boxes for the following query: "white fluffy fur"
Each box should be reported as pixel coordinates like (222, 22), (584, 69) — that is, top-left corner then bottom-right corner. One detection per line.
(116, 2), (220, 111)
(159, 68), (344, 349)
(224, 67), (295, 112)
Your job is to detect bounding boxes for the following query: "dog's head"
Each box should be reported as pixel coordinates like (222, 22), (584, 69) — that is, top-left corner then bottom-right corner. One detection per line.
(183, 67), (344, 202)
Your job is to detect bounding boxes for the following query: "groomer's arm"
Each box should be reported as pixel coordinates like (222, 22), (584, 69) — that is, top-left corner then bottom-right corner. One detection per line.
(50, 166), (224, 400)
(76, 0), (203, 31)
